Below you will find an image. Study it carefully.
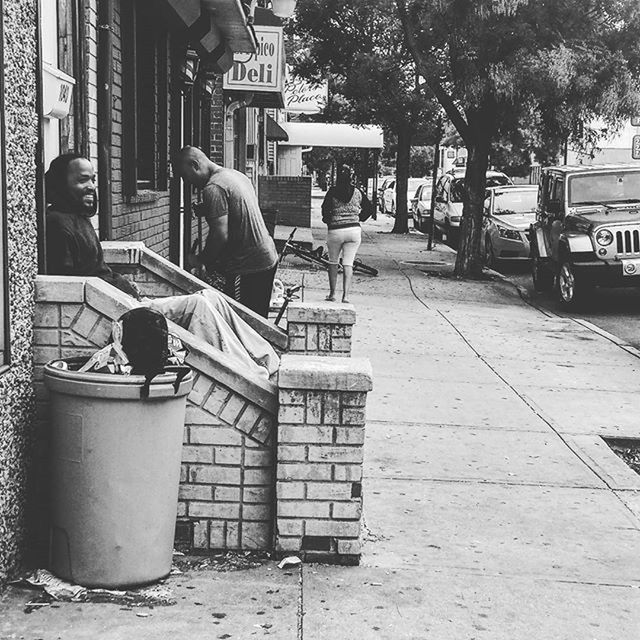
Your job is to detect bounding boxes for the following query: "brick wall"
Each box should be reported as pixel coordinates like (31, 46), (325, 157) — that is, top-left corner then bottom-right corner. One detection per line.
(109, 0), (171, 258)
(84, 0), (99, 170)
(258, 176), (312, 228)
(210, 76), (224, 165)
(287, 302), (355, 357)
(276, 356), (373, 564)
(33, 276), (278, 553)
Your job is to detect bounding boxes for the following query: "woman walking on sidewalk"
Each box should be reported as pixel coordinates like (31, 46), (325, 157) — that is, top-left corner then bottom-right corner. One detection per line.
(321, 164), (373, 303)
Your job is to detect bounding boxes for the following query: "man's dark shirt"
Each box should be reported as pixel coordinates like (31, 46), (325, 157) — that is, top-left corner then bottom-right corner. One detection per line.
(46, 209), (139, 298)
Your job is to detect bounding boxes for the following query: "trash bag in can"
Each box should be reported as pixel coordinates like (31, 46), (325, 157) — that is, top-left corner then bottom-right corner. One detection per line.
(44, 358), (194, 588)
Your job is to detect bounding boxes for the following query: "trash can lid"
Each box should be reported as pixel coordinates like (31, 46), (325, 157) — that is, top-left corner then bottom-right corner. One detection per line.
(44, 358), (194, 400)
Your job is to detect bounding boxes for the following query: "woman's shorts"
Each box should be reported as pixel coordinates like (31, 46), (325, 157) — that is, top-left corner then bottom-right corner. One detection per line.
(327, 226), (362, 266)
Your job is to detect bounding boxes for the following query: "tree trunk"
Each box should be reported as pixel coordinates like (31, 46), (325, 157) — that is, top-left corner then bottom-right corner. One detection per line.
(392, 126), (412, 234)
(454, 130), (490, 277)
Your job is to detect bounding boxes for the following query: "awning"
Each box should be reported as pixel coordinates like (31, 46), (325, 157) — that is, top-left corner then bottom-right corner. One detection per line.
(161, 0), (256, 60)
(266, 115), (289, 141)
(277, 123), (384, 149)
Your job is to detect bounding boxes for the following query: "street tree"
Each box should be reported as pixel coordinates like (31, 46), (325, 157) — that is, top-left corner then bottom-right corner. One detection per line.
(396, 0), (640, 276)
(292, 0), (441, 233)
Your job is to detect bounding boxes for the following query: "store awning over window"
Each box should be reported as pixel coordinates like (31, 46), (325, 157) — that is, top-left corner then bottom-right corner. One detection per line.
(162, 0), (256, 60)
(278, 123), (384, 149)
(266, 115), (289, 141)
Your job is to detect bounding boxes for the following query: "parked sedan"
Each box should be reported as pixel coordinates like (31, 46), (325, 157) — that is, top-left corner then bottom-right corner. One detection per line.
(377, 176), (394, 213)
(410, 182), (433, 231)
(482, 185), (539, 268)
(384, 178), (427, 216)
(434, 170), (513, 241)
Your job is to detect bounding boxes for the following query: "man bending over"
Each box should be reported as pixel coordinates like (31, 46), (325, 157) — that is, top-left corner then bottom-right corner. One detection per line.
(175, 146), (278, 318)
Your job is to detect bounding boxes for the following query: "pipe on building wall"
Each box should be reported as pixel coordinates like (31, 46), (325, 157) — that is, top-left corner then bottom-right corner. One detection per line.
(97, 0), (114, 240)
(223, 94), (253, 169)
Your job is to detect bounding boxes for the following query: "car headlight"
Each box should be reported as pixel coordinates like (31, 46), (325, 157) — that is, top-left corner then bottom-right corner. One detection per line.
(595, 228), (613, 246)
(497, 225), (521, 241)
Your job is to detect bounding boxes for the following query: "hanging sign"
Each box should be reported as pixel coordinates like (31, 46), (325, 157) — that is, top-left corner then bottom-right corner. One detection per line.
(284, 69), (328, 114)
(223, 26), (284, 92)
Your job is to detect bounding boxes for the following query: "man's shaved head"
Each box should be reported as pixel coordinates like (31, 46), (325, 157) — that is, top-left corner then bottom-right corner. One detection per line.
(176, 146), (215, 187)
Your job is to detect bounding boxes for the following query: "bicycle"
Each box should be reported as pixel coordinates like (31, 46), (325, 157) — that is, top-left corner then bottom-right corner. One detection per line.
(279, 228), (378, 277)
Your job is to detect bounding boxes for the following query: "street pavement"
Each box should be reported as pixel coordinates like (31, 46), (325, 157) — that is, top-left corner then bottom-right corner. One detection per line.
(2, 195), (640, 638)
(484, 257), (640, 351)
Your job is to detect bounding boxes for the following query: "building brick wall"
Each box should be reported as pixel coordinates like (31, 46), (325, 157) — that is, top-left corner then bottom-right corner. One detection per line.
(210, 76), (224, 165)
(276, 356), (372, 563)
(109, 0), (171, 258)
(33, 276), (278, 553)
(258, 176), (312, 228)
(84, 0), (99, 170)
(0, 0), (39, 589)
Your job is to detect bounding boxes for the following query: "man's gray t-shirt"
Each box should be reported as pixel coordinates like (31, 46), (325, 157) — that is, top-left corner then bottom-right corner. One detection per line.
(202, 168), (277, 275)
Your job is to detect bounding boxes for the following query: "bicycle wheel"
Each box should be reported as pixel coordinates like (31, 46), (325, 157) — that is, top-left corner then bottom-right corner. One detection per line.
(289, 244), (333, 269)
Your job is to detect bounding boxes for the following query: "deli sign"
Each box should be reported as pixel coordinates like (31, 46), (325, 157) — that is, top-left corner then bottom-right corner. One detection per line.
(223, 26), (284, 92)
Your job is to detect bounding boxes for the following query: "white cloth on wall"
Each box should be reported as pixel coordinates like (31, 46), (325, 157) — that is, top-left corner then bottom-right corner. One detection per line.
(145, 289), (279, 379)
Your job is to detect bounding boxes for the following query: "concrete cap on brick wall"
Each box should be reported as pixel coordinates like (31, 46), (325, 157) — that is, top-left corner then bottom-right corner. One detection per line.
(278, 355), (373, 392)
(101, 241), (146, 264)
(35, 276), (86, 303)
(287, 302), (356, 325)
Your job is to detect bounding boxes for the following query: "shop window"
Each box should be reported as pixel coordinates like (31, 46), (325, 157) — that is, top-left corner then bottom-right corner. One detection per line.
(121, 0), (168, 196)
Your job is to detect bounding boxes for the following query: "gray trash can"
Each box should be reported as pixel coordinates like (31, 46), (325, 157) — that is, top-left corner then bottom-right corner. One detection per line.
(44, 360), (194, 588)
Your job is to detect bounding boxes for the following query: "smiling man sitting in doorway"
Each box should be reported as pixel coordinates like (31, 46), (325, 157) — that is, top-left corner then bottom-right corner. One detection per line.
(45, 153), (141, 299)
(175, 146), (278, 318)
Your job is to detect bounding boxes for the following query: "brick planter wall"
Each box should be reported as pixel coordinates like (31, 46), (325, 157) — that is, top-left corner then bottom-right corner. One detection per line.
(258, 176), (312, 228)
(287, 302), (355, 357)
(276, 356), (373, 564)
(34, 276), (278, 552)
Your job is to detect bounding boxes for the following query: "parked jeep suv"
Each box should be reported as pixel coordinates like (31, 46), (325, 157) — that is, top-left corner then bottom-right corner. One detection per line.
(530, 165), (640, 306)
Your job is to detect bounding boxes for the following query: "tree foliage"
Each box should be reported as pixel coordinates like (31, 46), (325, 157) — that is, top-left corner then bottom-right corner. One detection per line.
(291, 0), (442, 232)
(397, 0), (640, 275)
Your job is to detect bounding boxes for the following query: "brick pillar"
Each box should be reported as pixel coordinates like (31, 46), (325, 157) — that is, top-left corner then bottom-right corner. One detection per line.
(287, 302), (356, 357)
(276, 355), (373, 564)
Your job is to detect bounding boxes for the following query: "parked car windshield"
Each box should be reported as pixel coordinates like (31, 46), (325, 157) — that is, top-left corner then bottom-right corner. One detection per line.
(451, 175), (511, 203)
(486, 175), (512, 188)
(493, 190), (537, 214)
(569, 170), (640, 206)
(408, 178), (426, 195)
(420, 186), (433, 201)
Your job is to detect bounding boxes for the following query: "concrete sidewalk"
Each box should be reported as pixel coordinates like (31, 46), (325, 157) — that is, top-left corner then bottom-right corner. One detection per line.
(299, 206), (640, 639)
(3, 199), (640, 639)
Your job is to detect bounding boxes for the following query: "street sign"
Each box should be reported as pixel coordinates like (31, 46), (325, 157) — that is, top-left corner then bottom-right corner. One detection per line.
(632, 116), (640, 127)
(633, 135), (640, 160)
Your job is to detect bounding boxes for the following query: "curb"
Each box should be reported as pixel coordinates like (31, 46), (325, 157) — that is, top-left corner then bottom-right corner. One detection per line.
(485, 267), (640, 357)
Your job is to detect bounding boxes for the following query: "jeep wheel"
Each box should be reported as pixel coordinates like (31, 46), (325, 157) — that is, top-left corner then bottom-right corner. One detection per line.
(532, 257), (554, 293)
(557, 261), (590, 307)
